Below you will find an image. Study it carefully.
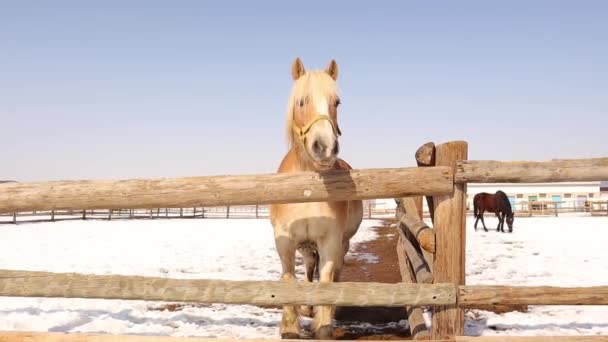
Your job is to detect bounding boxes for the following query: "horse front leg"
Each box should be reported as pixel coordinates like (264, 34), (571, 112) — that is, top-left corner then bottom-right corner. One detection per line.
(312, 236), (343, 340)
(480, 212), (488, 232)
(496, 212), (502, 232)
(275, 237), (301, 339)
(298, 246), (317, 318)
(498, 213), (505, 232)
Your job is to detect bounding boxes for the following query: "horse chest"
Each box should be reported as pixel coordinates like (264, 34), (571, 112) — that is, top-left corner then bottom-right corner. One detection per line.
(274, 202), (343, 242)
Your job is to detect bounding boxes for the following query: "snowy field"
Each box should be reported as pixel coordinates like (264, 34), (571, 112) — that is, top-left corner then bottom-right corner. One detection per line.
(465, 213), (608, 336)
(0, 214), (607, 337)
(0, 218), (379, 338)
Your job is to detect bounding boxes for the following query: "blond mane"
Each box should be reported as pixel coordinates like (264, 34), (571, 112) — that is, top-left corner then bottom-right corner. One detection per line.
(285, 70), (338, 148)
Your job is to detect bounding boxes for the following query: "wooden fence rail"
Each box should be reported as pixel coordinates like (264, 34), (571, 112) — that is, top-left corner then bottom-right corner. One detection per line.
(2, 270), (608, 307)
(0, 167), (453, 214)
(456, 158), (608, 183)
(0, 270), (454, 307)
(2, 331), (608, 342)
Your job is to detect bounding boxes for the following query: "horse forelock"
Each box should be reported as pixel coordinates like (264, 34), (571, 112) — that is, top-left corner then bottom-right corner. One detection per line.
(285, 71), (339, 149)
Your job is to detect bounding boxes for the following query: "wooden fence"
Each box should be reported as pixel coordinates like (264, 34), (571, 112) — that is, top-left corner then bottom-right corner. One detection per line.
(0, 140), (608, 342)
(0, 204), (398, 224)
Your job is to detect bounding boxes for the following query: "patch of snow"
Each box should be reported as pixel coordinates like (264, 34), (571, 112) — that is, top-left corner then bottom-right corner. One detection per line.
(465, 215), (608, 336)
(0, 218), (381, 338)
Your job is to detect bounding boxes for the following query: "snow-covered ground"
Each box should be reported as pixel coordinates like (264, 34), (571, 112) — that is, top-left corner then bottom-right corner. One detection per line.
(465, 213), (608, 336)
(0, 214), (606, 337)
(0, 218), (379, 338)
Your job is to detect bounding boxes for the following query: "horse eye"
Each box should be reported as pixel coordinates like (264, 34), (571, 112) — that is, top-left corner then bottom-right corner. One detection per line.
(335, 99), (341, 107)
(299, 99), (304, 107)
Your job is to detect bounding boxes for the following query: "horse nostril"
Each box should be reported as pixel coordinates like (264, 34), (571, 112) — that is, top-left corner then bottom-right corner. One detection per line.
(332, 141), (339, 155)
(312, 140), (323, 155)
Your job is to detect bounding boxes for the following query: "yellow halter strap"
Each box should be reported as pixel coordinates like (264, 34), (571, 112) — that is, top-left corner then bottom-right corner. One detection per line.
(292, 114), (340, 142)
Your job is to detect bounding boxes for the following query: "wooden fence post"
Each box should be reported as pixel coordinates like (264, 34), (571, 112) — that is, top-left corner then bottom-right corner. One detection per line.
(431, 141), (467, 340)
(82, 210), (87, 220)
(368, 202), (372, 219)
(226, 206), (230, 219)
(150, 209), (153, 219)
(51, 210), (55, 222)
(12, 213), (16, 224)
(108, 209), (112, 220)
(255, 205), (259, 218)
(416, 142), (436, 224)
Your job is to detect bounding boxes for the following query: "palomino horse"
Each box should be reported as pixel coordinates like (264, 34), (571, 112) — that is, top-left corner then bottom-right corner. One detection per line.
(473, 190), (514, 233)
(269, 58), (363, 339)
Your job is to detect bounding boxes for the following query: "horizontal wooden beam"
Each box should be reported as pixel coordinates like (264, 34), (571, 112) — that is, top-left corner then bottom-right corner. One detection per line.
(397, 224), (433, 284)
(0, 270), (455, 307)
(1, 331), (607, 342)
(456, 158), (608, 183)
(3, 270), (607, 308)
(0, 166), (454, 213)
(459, 285), (608, 306)
(397, 197), (435, 253)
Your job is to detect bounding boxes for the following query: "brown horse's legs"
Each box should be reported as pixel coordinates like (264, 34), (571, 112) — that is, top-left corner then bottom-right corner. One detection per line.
(495, 212), (502, 232)
(479, 211), (488, 232)
(275, 238), (301, 339)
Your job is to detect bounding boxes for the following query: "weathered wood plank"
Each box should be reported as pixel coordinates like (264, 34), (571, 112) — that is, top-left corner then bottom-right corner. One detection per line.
(416, 142), (437, 224)
(456, 158), (608, 183)
(0, 270), (456, 307)
(396, 233), (431, 339)
(0, 167), (454, 213)
(459, 285), (608, 306)
(397, 224), (432, 284)
(1, 331), (607, 342)
(398, 197), (435, 253)
(432, 141), (468, 340)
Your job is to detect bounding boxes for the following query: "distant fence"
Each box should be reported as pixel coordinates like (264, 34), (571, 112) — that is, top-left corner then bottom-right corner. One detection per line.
(0, 205), (400, 224)
(4, 200), (606, 224)
(1, 140), (608, 342)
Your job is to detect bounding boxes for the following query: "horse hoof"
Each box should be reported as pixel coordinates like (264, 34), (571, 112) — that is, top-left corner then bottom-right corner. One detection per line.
(314, 325), (334, 340)
(281, 333), (301, 340)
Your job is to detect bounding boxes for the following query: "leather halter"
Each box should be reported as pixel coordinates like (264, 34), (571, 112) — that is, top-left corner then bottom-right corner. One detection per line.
(292, 114), (341, 143)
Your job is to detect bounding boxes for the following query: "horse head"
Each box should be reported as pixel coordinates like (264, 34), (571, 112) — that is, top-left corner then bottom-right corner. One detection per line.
(286, 58), (342, 170)
(506, 213), (514, 232)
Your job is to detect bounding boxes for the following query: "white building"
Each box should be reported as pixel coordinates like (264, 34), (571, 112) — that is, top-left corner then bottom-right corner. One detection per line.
(368, 181), (603, 213)
(467, 181), (601, 211)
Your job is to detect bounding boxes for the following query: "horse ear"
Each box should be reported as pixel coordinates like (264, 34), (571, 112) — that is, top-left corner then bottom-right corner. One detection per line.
(325, 59), (338, 80)
(291, 57), (305, 80)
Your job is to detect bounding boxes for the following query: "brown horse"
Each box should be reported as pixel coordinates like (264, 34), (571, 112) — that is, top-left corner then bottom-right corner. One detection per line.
(473, 190), (514, 233)
(269, 58), (363, 339)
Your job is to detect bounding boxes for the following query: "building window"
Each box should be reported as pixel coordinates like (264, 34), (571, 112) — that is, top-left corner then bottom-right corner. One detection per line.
(540, 193), (547, 198)
(517, 194), (523, 198)
(565, 194), (572, 198)
(589, 193), (595, 198)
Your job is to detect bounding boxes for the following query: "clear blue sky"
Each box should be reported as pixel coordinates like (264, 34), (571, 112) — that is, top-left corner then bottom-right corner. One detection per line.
(1, 1), (607, 181)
